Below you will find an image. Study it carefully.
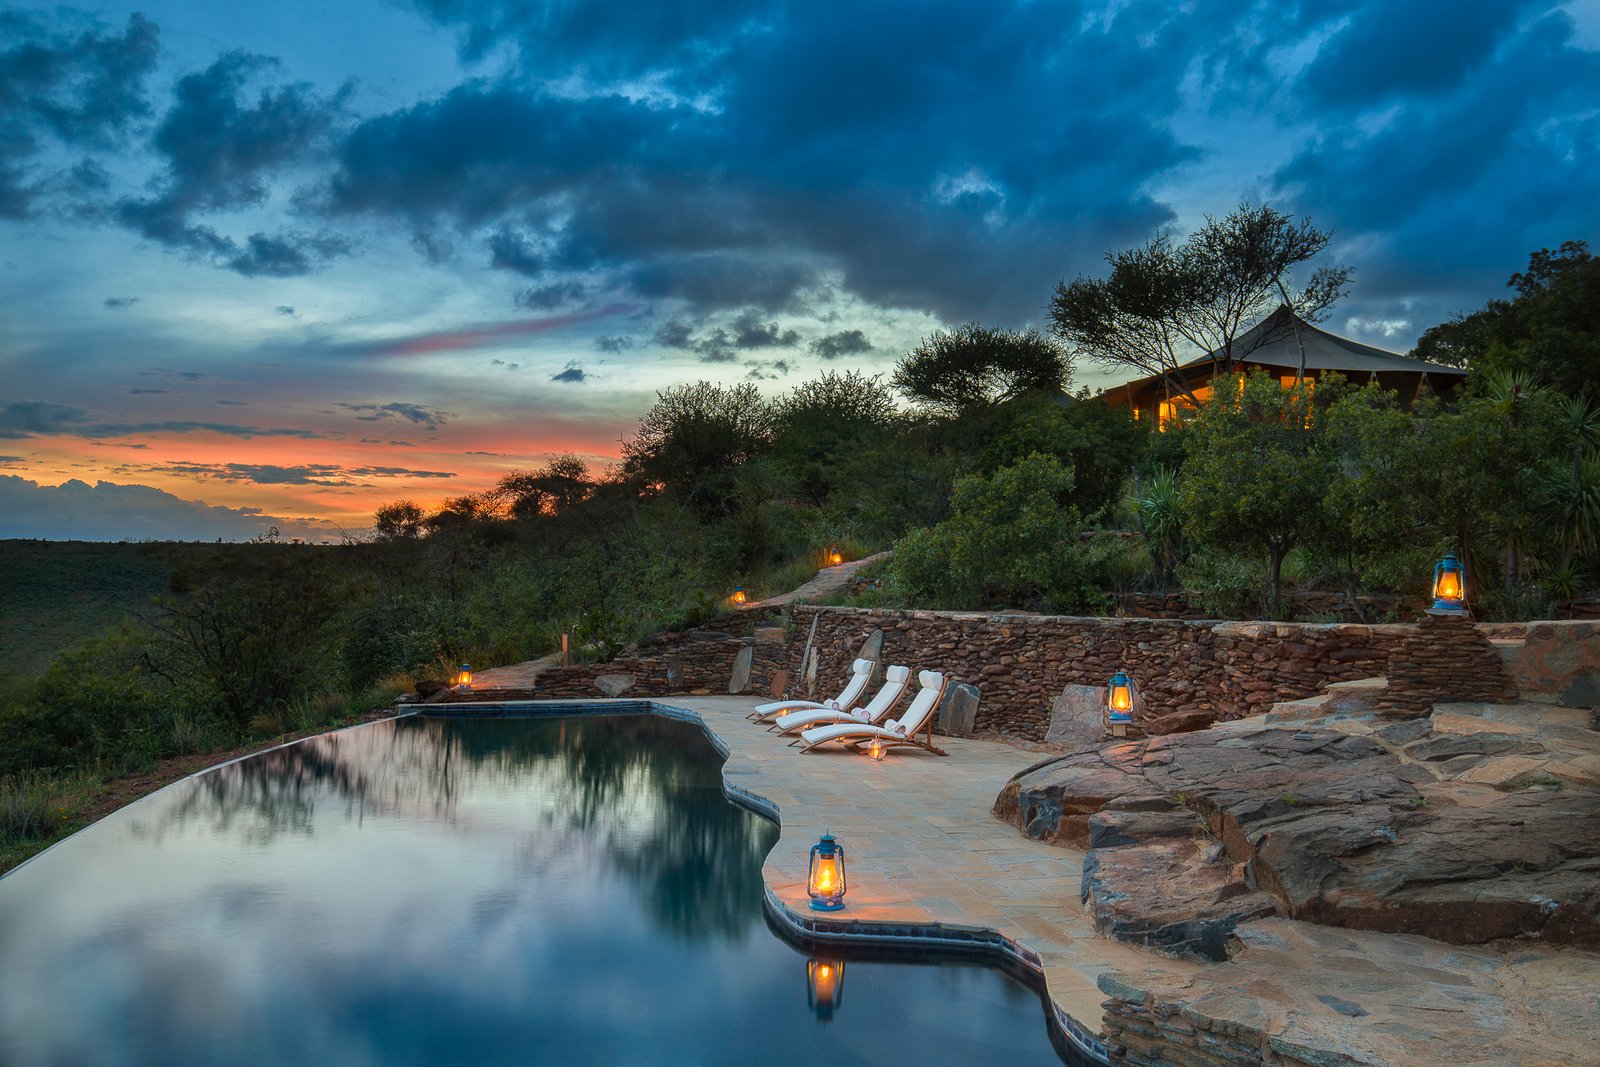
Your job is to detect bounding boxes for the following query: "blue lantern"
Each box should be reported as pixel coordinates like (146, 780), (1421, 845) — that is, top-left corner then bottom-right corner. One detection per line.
(455, 662), (473, 690)
(1428, 554), (1469, 617)
(807, 833), (847, 911)
(1105, 671), (1135, 727)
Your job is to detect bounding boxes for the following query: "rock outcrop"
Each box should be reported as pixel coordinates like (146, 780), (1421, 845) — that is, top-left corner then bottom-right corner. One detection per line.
(997, 702), (1600, 958)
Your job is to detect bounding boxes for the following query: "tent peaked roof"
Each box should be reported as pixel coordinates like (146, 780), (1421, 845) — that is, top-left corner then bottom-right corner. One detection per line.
(1184, 305), (1467, 377)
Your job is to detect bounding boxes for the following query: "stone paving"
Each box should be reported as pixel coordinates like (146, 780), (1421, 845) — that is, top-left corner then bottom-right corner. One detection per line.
(594, 695), (1193, 1037)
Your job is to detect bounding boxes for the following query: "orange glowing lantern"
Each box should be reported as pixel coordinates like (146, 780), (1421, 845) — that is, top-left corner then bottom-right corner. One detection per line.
(1428, 554), (1469, 617)
(807, 832), (847, 911)
(1104, 670), (1134, 736)
(454, 662), (473, 690)
(731, 586), (747, 606)
(866, 737), (886, 761)
(829, 549), (843, 566)
(806, 959), (845, 1020)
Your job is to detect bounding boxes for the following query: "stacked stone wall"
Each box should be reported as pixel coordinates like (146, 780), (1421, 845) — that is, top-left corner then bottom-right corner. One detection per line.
(1375, 613), (1517, 716)
(785, 607), (1411, 741)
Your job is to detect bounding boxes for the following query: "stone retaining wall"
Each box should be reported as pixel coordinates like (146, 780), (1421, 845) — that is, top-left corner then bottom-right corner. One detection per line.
(460, 606), (1578, 738)
(786, 607), (1415, 741)
(1375, 613), (1518, 715)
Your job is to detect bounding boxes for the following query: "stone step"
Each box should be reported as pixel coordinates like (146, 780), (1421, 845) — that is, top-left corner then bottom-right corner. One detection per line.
(1324, 676), (1388, 713)
(1263, 694), (1330, 721)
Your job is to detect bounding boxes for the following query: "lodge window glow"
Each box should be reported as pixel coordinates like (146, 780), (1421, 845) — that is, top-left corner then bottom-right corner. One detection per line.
(806, 959), (845, 1020)
(807, 832), (847, 911)
(1428, 554), (1469, 617)
(1105, 671), (1134, 737)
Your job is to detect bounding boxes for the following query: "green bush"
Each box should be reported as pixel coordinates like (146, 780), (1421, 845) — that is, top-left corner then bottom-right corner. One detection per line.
(888, 453), (1107, 613)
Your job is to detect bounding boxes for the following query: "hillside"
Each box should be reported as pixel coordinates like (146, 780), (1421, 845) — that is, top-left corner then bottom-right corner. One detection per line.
(0, 541), (189, 676)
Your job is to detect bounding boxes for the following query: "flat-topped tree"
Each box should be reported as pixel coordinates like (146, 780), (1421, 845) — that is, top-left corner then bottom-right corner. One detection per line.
(891, 322), (1070, 418)
(1051, 202), (1350, 407)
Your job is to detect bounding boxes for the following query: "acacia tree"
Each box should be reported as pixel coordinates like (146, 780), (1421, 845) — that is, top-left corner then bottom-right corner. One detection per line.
(620, 381), (774, 517)
(1051, 202), (1350, 404)
(770, 370), (899, 505)
(891, 322), (1070, 416)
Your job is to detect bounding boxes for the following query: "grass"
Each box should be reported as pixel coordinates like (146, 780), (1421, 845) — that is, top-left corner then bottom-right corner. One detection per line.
(0, 769), (98, 874)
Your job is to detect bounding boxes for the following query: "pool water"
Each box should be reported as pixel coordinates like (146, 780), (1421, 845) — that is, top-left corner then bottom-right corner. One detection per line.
(0, 714), (1079, 1065)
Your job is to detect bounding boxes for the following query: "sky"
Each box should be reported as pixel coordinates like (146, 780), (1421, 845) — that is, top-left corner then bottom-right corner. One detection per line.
(2, 0), (1598, 541)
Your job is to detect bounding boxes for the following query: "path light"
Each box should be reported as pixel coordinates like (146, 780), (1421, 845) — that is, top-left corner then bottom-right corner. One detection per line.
(866, 737), (886, 761)
(1428, 554), (1470, 617)
(829, 549), (844, 566)
(731, 586), (747, 606)
(806, 959), (845, 1020)
(454, 662), (473, 690)
(1105, 671), (1135, 737)
(807, 832), (847, 911)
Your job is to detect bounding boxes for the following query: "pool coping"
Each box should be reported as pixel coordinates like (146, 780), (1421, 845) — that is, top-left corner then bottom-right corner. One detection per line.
(416, 697), (1111, 1065)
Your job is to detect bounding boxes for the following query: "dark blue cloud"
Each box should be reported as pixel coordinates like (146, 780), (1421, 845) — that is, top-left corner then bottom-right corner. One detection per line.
(1271, 5), (1600, 309)
(0, 11), (158, 217)
(115, 50), (350, 275)
(336, 401), (452, 430)
(326, 1), (1197, 323)
(810, 329), (873, 360)
(1299, 0), (1533, 108)
(551, 361), (586, 383)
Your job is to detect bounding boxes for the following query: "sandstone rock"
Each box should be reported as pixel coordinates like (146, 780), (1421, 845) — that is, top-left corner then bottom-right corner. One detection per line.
(1453, 755), (1551, 788)
(856, 628), (885, 684)
(1044, 684), (1107, 751)
(1145, 709), (1218, 736)
(998, 721), (1600, 948)
(936, 682), (981, 737)
(1081, 832), (1277, 961)
(664, 654), (684, 690)
(594, 674), (636, 697)
(727, 644), (754, 694)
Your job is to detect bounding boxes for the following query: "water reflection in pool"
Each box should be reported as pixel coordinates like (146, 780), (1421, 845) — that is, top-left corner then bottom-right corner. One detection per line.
(0, 714), (1078, 1065)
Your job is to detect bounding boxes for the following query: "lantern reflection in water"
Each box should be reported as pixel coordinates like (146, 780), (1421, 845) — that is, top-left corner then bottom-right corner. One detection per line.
(806, 959), (845, 1020)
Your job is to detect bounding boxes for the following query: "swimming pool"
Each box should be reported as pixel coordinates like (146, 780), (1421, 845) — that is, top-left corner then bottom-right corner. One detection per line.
(0, 713), (1083, 1065)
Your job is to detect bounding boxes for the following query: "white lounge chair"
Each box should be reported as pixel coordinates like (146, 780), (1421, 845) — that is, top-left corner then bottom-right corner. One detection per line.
(798, 670), (950, 757)
(747, 658), (874, 722)
(773, 665), (910, 736)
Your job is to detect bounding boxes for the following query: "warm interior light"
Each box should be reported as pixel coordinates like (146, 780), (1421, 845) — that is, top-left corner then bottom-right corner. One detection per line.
(830, 551), (843, 565)
(1434, 568), (1462, 602)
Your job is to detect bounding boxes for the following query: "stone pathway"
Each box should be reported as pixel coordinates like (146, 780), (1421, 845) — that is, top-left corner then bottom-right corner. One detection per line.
(744, 551), (892, 610)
